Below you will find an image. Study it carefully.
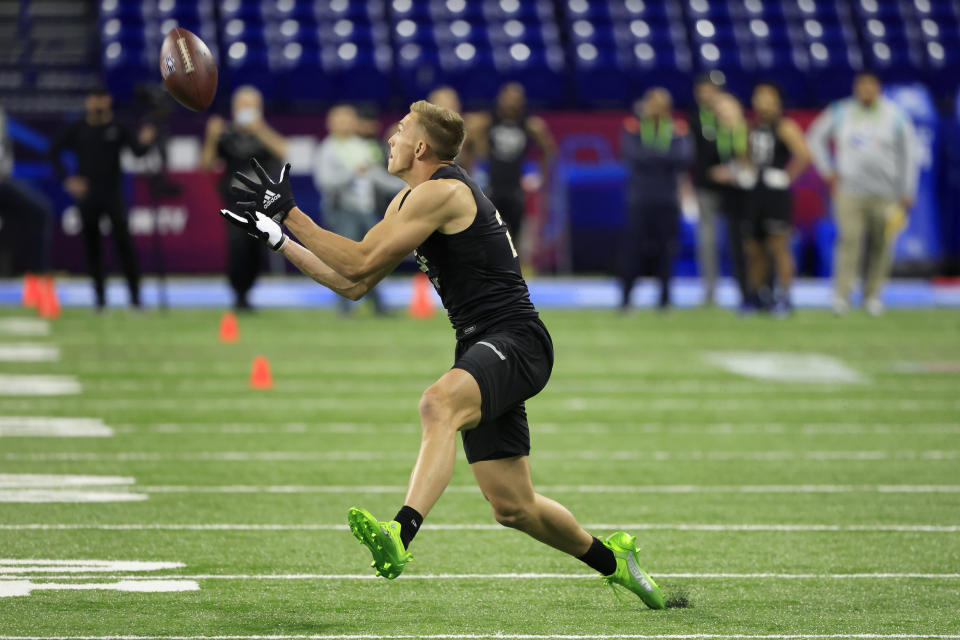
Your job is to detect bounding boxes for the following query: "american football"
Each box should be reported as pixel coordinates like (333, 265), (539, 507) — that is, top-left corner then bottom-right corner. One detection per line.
(159, 27), (217, 111)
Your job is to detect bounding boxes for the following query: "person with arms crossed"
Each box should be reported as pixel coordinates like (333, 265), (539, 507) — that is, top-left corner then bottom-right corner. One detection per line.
(218, 100), (665, 608)
(806, 71), (918, 316)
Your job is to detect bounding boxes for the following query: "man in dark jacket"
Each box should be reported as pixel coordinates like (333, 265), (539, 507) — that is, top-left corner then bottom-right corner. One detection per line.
(619, 88), (692, 310)
(51, 87), (155, 310)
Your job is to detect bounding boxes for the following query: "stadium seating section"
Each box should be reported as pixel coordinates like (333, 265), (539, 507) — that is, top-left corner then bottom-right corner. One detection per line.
(90, 0), (960, 109)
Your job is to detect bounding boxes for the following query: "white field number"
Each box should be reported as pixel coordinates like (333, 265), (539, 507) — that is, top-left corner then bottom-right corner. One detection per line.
(494, 211), (518, 258)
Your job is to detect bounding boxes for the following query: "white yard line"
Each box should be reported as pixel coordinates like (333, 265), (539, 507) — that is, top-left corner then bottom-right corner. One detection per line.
(3, 397), (957, 411)
(2, 635), (960, 640)
(0, 375), (80, 396)
(0, 344), (60, 362)
(107, 422), (960, 436)
(5, 450), (959, 462)
(130, 484), (960, 494)
(3, 573), (959, 581)
(1, 523), (956, 532)
(0, 417), (113, 438)
(0, 318), (49, 336)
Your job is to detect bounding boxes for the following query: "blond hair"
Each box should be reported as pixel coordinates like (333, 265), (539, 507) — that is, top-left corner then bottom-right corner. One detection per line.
(410, 100), (465, 162)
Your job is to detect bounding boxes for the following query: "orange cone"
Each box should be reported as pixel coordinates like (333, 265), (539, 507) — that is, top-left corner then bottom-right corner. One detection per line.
(22, 273), (41, 308)
(249, 355), (273, 389)
(408, 272), (436, 319)
(36, 277), (60, 319)
(219, 312), (239, 343)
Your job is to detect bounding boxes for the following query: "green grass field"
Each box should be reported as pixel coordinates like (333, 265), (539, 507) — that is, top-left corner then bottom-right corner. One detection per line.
(1, 306), (959, 638)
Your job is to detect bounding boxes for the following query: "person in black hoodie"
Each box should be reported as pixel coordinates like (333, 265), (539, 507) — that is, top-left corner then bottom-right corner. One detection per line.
(619, 88), (692, 310)
(51, 87), (155, 310)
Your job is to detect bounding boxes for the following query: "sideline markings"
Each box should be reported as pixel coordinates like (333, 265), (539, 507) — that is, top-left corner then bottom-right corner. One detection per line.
(4, 572), (959, 581)
(0, 318), (49, 336)
(0, 560), (184, 574)
(0, 375), (80, 396)
(0, 580), (199, 598)
(5, 450), (959, 462)
(0, 475), (143, 504)
(0, 344), (59, 362)
(1, 523), (957, 532)
(0, 417), (113, 438)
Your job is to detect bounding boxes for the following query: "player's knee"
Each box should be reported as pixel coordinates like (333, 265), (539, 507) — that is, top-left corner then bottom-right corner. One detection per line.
(418, 385), (454, 430)
(490, 498), (531, 529)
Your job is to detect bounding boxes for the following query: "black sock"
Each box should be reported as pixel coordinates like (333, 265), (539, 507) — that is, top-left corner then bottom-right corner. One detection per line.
(394, 505), (423, 549)
(578, 536), (617, 576)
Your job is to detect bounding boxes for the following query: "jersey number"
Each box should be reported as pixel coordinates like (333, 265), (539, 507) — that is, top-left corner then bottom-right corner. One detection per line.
(495, 211), (519, 258)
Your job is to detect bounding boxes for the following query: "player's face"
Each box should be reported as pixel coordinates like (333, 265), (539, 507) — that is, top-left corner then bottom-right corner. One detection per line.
(387, 113), (420, 176)
(752, 86), (781, 122)
(854, 75), (881, 106)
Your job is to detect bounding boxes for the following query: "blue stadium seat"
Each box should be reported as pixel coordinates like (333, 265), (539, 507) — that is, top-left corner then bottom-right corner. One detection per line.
(433, 20), (489, 46)
(484, 0), (554, 22)
(218, 0), (263, 21)
(99, 0), (143, 20)
(388, 0), (432, 21)
(316, 0), (386, 21)
(429, 0), (484, 21)
(684, 0), (733, 20)
(608, 0), (682, 20)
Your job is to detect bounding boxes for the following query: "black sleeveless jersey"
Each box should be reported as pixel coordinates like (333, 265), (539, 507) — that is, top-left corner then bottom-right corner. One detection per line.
(408, 164), (539, 335)
(487, 115), (529, 193)
(749, 121), (790, 171)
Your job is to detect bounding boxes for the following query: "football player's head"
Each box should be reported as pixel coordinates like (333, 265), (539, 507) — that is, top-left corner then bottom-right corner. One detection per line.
(388, 100), (465, 176)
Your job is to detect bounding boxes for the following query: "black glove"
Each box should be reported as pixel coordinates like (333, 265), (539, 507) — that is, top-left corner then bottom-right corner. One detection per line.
(231, 158), (295, 224)
(218, 207), (286, 251)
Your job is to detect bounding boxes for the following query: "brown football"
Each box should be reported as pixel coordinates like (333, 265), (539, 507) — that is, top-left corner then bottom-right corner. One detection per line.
(159, 27), (218, 111)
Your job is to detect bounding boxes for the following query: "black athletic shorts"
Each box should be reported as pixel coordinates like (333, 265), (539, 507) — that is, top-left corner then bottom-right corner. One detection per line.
(452, 317), (553, 464)
(745, 188), (792, 238)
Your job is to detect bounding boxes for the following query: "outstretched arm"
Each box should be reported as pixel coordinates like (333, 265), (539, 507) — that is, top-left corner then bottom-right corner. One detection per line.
(283, 180), (461, 282)
(279, 238), (390, 301)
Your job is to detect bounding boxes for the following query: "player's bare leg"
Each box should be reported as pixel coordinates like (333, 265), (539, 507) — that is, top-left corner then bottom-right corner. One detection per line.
(404, 368), (482, 516)
(471, 455), (593, 555)
(471, 453), (665, 608)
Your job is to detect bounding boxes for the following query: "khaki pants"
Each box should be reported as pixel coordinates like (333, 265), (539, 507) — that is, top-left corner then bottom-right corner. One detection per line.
(832, 190), (897, 302)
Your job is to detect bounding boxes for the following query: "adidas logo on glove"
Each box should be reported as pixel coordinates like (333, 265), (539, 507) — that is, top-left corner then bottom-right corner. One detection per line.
(263, 189), (281, 209)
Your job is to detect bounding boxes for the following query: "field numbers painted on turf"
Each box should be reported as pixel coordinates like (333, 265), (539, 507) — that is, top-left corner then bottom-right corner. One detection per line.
(703, 352), (866, 384)
(495, 211), (518, 258)
(0, 559), (197, 598)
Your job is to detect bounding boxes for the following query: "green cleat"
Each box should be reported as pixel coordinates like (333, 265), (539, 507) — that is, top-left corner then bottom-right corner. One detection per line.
(347, 506), (413, 579)
(601, 531), (665, 609)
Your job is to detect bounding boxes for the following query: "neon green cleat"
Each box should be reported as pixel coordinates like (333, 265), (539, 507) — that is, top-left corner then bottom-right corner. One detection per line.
(347, 506), (413, 579)
(601, 531), (665, 609)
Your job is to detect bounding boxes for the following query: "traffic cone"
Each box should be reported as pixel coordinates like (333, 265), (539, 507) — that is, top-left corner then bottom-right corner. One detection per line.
(36, 277), (60, 319)
(219, 312), (239, 343)
(22, 273), (41, 308)
(408, 272), (436, 319)
(249, 355), (273, 390)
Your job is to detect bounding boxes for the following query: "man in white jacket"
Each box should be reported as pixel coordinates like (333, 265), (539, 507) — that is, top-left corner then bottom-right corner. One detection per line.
(807, 71), (919, 316)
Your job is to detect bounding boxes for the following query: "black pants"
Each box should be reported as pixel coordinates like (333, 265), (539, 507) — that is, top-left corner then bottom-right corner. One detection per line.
(619, 203), (679, 308)
(227, 221), (262, 307)
(0, 179), (53, 273)
(78, 192), (140, 307)
(721, 189), (749, 301)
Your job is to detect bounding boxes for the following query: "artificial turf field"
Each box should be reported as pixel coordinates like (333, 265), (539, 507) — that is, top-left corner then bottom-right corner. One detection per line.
(1, 305), (959, 638)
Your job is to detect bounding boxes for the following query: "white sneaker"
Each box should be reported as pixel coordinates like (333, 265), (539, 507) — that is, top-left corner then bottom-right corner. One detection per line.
(865, 298), (885, 316)
(831, 296), (850, 316)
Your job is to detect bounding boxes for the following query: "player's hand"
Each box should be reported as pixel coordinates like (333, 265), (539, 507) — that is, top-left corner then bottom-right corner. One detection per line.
(64, 176), (88, 200)
(231, 158), (295, 224)
(219, 207), (286, 251)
